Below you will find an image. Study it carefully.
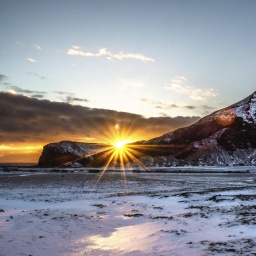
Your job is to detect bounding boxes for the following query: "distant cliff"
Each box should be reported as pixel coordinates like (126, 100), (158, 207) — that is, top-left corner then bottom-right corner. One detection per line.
(38, 141), (107, 167)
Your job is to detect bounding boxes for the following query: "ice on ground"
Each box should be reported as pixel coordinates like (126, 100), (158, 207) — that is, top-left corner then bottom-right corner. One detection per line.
(0, 171), (256, 256)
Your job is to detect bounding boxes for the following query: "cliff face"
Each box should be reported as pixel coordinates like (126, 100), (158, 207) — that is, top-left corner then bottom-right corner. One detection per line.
(145, 92), (256, 148)
(38, 141), (106, 167)
(38, 92), (256, 167)
(135, 91), (256, 166)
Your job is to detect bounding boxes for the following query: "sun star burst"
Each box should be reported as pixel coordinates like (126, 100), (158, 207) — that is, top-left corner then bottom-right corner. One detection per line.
(114, 140), (126, 149)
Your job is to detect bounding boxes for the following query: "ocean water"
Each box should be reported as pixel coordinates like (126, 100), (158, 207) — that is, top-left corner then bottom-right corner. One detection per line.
(0, 162), (36, 167)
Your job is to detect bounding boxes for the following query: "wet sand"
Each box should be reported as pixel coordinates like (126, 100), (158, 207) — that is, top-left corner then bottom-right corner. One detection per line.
(1, 171), (256, 255)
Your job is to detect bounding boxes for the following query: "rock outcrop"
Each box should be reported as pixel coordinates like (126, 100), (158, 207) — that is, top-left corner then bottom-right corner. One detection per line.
(38, 140), (106, 167)
(38, 92), (256, 167)
(144, 92), (256, 147)
(135, 91), (256, 166)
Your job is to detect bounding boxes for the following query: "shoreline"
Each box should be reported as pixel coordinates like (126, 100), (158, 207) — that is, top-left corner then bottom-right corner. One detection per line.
(1, 165), (256, 174)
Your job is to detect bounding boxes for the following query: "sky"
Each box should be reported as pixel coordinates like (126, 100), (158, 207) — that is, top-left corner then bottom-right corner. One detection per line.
(1, 0), (256, 163)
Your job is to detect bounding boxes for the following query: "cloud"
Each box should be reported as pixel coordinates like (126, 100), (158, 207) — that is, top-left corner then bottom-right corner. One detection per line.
(169, 84), (217, 101)
(2, 82), (11, 86)
(0, 74), (7, 82)
(6, 90), (16, 95)
(7, 85), (46, 95)
(0, 92), (200, 144)
(4, 85), (47, 99)
(34, 44), (42, 50)
(169, 104), (196, 110)
(54, 91), (75, 95)
(200, 105), (216, 116)
(31, 94), (45, 99)
(185, 105), (196, 110)
(53, 91), (88, 104)
(119, 80), (144, 90)
(67, 46), (155, 63)
(140, 97), (216, 117)
(141, 98), (161, 105)
(7, 85), (32, 93)
(201, 105), (215, 111)
(141, 98), (151, 102)
(158, 113), (169, 117)
(171, 76), (187, 83)
(28, 72), (47, 80)
(141, 97), (197, 110)
(16, 41), (24, 49)
(164, 76), (218, 102)
(27, 57), (38, 63)
(65, 95), (89, 104)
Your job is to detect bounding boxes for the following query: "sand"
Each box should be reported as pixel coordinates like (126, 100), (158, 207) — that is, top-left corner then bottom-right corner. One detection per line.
(1, 169), (256, 255)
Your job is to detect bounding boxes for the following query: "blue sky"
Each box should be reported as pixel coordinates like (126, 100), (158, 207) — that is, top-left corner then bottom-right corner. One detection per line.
(1, 0), (256, 118)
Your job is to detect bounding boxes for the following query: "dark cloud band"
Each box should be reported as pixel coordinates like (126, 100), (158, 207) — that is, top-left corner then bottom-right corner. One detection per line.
(0, 92), (200, 144)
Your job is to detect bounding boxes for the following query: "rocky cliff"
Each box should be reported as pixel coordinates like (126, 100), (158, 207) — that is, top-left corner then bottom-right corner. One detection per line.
(136, 91), (256, 166)
(38, 141), (107, 167)
(38, 92), (256, 167)
(144, 92), (256, 147)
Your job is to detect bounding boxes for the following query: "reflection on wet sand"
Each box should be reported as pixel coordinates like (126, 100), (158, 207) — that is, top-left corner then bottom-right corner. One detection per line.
(88, 222), (160, 253)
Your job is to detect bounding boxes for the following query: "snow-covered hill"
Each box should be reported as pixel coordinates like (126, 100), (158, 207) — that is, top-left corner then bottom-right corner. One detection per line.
(38, 92), (256, 167)
(137, 91), (256, 166)
(145, 91), (256, 147)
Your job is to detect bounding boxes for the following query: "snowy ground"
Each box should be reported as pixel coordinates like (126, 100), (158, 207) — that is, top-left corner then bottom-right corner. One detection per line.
(1, 169), (256, 256)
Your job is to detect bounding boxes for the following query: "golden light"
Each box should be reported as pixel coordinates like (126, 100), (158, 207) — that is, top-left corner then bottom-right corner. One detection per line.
(0, 143), (44, 163)
(6, 89), (16, 95)
(115, 141), (125, 149)
(72, 120), (157, 185)
(214, 108), (236, 127)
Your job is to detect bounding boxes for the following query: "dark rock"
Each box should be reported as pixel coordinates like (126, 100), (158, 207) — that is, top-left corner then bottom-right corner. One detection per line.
(143, 91), (256, 148)
(62, 162), (83, 168)
(38, 140), (106, 167)
(135, 91), (256, 166)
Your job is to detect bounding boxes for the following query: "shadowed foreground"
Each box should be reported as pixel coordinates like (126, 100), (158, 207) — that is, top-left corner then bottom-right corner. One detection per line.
(1, 170), (256, 255)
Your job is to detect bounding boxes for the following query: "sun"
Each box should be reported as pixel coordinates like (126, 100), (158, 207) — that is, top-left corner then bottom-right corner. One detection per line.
(114, 141), (126, 149)
(92, 135), (151, 184)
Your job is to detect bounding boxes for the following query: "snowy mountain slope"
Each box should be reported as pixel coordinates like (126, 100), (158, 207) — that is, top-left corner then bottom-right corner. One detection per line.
(133, 91), (256, 166)
(144, 91), (256, 149)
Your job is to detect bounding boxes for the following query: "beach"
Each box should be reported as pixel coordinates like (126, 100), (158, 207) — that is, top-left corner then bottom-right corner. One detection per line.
(1, 169), (256, 255)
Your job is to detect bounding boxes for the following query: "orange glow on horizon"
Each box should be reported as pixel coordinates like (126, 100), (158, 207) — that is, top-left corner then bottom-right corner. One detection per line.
(89, 123), (152, 184)
(0, 143), (43, 163)
(0, 118), (154, 164)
